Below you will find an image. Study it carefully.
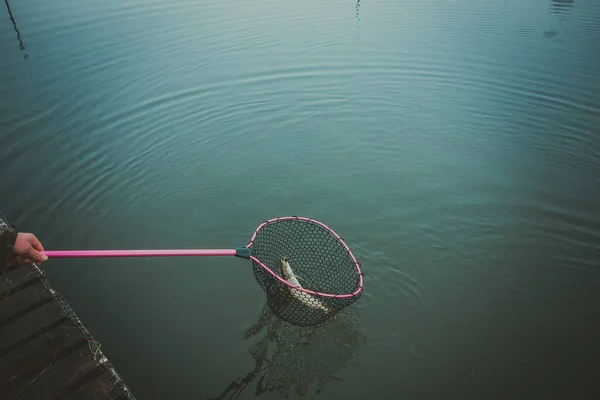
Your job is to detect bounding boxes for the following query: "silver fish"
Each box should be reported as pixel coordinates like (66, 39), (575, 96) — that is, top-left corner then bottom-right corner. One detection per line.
(279, 257), (331, 313)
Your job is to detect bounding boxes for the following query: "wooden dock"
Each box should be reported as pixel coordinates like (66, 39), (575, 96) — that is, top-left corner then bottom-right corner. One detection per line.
(0, 213), (136, 400)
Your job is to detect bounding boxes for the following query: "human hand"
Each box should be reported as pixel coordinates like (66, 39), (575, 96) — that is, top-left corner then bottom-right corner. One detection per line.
(12, 232), (48, 265)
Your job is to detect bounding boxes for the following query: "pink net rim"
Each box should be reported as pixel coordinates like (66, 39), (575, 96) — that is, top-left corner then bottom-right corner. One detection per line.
(246, 216), (364, 299)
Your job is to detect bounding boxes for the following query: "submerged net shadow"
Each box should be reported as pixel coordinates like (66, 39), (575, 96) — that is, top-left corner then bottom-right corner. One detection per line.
(249, 217), (363, 327)
(207, 301), (366, 400)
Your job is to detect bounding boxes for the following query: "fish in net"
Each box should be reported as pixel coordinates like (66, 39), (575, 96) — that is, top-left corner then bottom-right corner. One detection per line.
(249, 217), (364, 326)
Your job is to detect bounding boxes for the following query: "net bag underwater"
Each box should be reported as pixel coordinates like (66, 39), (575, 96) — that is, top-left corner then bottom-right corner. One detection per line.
(43, 216), (364, 326)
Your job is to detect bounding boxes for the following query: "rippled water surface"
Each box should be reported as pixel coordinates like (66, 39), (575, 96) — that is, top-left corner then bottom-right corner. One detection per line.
(2, 0), (600, 398)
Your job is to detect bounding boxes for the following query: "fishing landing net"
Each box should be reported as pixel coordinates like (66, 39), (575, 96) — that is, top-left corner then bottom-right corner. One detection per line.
(43, 216), (364, 327)
(245, 217), (363, 327)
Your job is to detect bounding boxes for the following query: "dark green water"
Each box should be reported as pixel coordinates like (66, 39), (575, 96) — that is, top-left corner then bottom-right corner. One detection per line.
(2, 0), (600, 398)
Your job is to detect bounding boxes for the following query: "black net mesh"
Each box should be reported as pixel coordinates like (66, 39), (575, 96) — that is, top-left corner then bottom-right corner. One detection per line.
(249, 218), (362, 327)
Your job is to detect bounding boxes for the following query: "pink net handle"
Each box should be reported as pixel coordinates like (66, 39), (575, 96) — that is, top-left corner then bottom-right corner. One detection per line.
(43, 249), (236, 258)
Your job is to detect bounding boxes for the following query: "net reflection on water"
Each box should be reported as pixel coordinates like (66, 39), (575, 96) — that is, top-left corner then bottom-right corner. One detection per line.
(208, 302), (366, 399)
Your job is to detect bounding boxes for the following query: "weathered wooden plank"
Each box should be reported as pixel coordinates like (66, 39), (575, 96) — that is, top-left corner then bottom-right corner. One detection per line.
(0, 319), (81, 378)
(53, 367), (108, 399)
(0, 316), (69, 358)
(3, 260), (33, 274)
(0, 299), (66, 352)
(1, 335), (87, 394)
(0, 276), (40, 301)
(0, 263), (38, 293)
(1, 338), (96, 399)
(57, 367), (132, 400)
(1, 263), (36, 282)
(0, 279), (49, 321)
(0, 295), (55, 330)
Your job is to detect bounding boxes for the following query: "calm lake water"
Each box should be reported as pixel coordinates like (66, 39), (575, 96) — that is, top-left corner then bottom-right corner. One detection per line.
(2, 0), (600, 398)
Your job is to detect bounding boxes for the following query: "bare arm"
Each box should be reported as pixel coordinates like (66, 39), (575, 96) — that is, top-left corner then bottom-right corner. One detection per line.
(0, 227), (47, 270)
